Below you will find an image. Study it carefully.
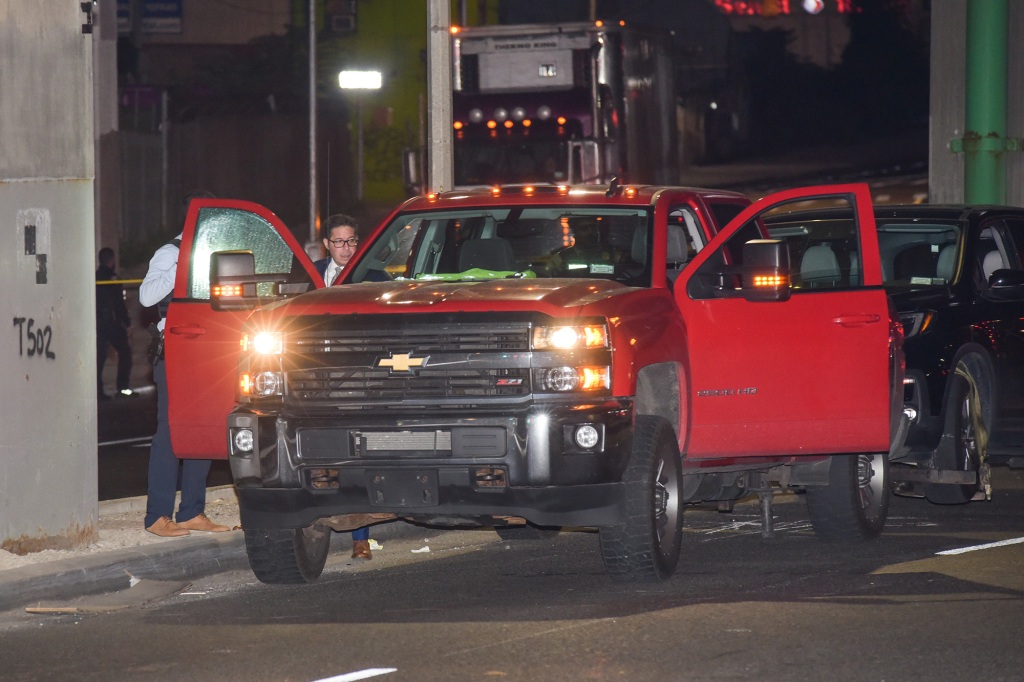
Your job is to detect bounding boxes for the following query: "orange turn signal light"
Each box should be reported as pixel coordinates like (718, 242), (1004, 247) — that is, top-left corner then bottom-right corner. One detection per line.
(752, 274), (789, 288)
(212, 284), (243, 297)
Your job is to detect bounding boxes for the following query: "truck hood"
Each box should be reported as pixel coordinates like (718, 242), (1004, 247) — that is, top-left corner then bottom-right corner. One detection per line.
(281, 278), (637, 317)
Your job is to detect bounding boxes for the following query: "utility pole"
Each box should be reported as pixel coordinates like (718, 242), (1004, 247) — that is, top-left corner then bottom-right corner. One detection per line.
(427, 0), (454, 192)
(308, 0), (319, 247)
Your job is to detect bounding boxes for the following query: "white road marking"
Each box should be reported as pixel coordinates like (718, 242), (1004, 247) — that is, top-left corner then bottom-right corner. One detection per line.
(936, 536), (1024, 556)
(312, 669), (397, 682)
(98, 436), (152, 447)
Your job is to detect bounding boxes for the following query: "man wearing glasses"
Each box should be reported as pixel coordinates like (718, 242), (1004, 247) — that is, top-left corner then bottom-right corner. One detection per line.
(315, 213), (361, 286)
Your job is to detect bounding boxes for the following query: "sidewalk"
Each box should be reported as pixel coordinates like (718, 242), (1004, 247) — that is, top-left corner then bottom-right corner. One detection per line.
(0, 487), (439, 613)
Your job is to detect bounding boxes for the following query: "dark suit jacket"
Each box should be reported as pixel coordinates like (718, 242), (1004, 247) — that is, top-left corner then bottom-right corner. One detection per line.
(314, 257), (330, 281)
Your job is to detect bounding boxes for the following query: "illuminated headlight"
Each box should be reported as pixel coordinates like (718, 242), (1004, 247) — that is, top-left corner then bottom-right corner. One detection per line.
(574, 424), (600, 449)
(243, 331), (284, 355)
(532, 325), (609, 350)
(233, 428), (254, 453)
(511, 106), (526, 121)
(494, 107), (508, 122)
(536, 105), (552, 120)
(240, 371), (283, 397)
(469, 108), (483, 123)
(537, 366), (609, 392)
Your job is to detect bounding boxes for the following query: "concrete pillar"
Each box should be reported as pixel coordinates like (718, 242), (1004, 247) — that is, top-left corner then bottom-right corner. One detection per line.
(0, 0), (99, 552)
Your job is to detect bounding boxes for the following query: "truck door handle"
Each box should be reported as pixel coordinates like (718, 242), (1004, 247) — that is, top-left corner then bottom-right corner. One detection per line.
(168, 325), (207, 337)
(832, 314), (880, 328)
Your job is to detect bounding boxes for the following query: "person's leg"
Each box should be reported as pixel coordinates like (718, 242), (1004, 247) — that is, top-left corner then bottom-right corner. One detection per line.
(351, 526), (372, 559)
(112, 327), (133, 393)
(145, 361), (181, 531)
(176, 458), (212, 523)
(96, 328), (109, 396)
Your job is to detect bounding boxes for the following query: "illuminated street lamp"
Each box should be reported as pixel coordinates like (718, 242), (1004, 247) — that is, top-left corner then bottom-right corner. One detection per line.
(338, 70), (383, 202)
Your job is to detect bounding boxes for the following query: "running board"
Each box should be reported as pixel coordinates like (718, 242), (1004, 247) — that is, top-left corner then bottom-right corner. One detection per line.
(889, 467), (977, 484)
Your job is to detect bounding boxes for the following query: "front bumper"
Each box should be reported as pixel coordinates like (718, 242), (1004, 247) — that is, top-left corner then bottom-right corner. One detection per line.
(228, 400), (634, 529)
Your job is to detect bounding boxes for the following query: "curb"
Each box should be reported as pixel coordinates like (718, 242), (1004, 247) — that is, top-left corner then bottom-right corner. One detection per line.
(2, 490), (450, 614)
(0, 532), (249, 613)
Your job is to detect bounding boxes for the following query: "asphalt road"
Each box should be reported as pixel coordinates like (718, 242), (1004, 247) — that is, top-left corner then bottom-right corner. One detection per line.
(2, 467), (1022, 681)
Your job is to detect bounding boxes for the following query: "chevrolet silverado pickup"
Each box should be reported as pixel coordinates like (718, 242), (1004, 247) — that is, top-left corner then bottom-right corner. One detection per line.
(164, 182), (904, 584)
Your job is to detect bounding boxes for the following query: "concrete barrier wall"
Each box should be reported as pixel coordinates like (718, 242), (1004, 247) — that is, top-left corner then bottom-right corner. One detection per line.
(0, 1), (98, 550)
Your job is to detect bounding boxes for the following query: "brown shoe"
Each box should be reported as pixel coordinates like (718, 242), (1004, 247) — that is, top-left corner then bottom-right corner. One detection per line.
(352, 539), (372, 560)
(177, 513), (231, 533)
(146, 516), (190, 537)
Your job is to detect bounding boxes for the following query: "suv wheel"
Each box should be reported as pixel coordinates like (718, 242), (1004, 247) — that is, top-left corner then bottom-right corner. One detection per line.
(599, 416), (683, 582)
(925, 360), (984, 504)
(806, 453), (889, 541)
(244, 521), (331, 584)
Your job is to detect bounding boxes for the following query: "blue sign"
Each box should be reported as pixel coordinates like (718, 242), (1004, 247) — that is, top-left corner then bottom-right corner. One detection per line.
(117, 0), (183, 35)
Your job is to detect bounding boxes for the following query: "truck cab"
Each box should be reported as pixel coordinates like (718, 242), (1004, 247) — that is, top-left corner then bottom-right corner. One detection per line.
(165, 182), (904, 585)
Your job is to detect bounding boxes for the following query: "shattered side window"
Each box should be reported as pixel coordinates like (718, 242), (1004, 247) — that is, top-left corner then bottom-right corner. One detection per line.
(187, 207), (300, 300)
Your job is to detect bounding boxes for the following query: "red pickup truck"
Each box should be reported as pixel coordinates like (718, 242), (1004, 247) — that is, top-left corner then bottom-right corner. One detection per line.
(164, 182), (905, 584)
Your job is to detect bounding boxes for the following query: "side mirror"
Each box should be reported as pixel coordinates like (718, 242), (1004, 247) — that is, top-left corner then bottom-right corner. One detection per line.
(210, 251), (256, 311)
(210, 251), (297, 311)
(986, 268), (1024, 300)
(740, 239), (792, 302)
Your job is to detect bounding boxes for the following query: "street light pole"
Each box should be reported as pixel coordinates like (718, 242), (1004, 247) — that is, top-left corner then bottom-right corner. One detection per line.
(338, 70), (382, 205)
(356, 100), (364, 202)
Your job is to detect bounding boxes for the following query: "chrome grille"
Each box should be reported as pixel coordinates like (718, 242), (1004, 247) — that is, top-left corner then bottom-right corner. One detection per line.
(288, 367), (530, 401)
(288, 328), (529, 354)
(282, 321), (532, 405)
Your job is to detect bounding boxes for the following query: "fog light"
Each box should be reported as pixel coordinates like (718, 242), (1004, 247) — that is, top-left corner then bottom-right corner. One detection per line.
(234, 428), (254, 453)
(574, 424), (600, 449)
(254, 371), (281, 396)
(545, 367), (579, 391)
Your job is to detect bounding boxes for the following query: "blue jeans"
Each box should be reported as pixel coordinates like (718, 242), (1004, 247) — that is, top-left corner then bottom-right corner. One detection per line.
(145, 360), (213, 528)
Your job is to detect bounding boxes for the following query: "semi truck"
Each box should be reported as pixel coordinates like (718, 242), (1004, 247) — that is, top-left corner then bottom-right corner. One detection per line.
(406, 21), (679, 192)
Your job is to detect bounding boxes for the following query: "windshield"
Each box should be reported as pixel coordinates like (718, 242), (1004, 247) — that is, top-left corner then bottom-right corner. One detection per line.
(876, 221), (961, 286)
(351, 206), (652, 286)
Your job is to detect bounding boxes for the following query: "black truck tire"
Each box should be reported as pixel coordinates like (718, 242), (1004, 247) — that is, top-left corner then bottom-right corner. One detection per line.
(599, 415), (683, 583)
(244, 522), (331, 584)
(925, 364), (982, 505)
(806, 453), (889, 541)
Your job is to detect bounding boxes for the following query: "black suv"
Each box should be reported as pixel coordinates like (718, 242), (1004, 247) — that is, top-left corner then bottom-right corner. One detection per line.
(876, 206), (1024, 502)
(765, 205), (1024, 504)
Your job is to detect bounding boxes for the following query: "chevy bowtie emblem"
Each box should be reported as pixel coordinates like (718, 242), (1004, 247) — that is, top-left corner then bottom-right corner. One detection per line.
(377, 353), (428, 372)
